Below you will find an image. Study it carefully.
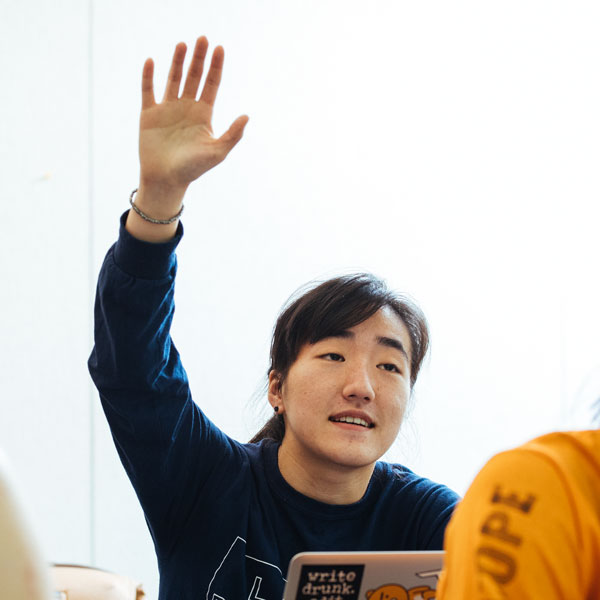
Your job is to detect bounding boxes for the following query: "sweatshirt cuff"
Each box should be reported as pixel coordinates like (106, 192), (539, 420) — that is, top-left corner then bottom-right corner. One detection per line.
(112, 211), (184, 279)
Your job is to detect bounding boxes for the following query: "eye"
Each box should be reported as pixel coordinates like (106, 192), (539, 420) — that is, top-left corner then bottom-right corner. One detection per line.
(378, 363), (401, 374)
(321, 353), (345, 362)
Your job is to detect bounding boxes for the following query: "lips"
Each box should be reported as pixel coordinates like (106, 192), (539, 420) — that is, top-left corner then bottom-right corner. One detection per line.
(329, 413), (375, 429)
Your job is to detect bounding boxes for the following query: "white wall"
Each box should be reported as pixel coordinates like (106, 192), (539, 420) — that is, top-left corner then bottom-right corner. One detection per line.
(0, 0), (93, 564)
(2, 1), (600, 598)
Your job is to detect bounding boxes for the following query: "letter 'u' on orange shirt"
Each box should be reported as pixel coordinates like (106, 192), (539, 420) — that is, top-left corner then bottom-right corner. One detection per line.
(437, 430), (600, 600)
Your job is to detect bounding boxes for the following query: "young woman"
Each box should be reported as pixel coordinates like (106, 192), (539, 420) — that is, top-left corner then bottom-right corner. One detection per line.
(89, 36), (458, 600)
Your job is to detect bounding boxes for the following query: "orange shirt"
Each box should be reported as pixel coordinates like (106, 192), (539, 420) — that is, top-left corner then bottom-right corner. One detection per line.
(437, 430), (600, 599)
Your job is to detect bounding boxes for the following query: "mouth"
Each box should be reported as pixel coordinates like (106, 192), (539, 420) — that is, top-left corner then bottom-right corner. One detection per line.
(329, 415), (375, 429)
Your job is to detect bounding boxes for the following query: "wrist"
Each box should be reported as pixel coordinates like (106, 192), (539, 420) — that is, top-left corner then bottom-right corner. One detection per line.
(125, 183), (186, 243)
(129, 189), (184, 225)
(135, 181), (188, 219)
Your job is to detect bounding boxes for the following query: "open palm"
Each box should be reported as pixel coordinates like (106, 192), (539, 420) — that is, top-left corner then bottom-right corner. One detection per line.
(139, 37), (248, 191)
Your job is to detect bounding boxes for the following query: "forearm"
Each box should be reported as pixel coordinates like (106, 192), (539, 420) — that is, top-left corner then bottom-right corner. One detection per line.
(89, 212), (185, 398)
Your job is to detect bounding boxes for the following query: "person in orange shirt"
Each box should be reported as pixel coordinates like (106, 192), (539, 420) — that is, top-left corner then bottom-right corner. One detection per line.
(437, 429), (600, 599)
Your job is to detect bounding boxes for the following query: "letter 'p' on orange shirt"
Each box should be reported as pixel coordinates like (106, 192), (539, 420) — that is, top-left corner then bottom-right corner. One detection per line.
(437, 430), (600, 599)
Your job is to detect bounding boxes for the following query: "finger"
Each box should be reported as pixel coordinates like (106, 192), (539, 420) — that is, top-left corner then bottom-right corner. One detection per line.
(199, 46), (224, 107)
(141, 58), (156, 109)
(181, 36), (209, 99)
(163, 42), (187, 101)
(217, 115), (249, 151)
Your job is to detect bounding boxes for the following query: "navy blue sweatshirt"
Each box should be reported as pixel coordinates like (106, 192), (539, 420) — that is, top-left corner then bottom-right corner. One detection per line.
(88, 214), (459, 600)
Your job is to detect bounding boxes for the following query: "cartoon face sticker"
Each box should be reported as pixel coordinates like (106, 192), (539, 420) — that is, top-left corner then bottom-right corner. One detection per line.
(366, 584), (436, 600)
(366, 584), (409, 600)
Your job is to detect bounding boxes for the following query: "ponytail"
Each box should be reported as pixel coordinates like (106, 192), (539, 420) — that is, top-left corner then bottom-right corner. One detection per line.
(249, 414), (285, 444)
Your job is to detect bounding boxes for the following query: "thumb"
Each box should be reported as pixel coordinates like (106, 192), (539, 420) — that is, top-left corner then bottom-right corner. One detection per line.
(218, 115), (249, 151)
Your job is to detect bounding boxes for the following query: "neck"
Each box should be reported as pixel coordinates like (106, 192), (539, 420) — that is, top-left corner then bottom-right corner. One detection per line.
(277, 443), (375, 505)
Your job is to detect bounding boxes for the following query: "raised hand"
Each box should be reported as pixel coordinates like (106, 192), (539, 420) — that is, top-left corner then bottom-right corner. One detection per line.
(128, 37), (248, 241)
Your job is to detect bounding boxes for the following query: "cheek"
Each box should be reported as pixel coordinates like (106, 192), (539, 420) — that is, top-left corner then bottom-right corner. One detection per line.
(391, 402), (405, 425)
(387, 386), (410, 424)
(288, 363), (328, 393)
(281, 372), (315, 413)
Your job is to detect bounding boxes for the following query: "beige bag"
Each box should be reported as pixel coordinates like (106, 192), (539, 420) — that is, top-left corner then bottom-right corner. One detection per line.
(52, 565), (145, 600)
(0, 451), (52, 600)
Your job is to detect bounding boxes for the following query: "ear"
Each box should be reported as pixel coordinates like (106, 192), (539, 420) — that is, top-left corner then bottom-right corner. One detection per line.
(268, 370), (284, 413)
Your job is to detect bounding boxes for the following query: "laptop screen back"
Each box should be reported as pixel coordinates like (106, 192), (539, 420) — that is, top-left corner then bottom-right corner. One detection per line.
(283, 551), (444, 600)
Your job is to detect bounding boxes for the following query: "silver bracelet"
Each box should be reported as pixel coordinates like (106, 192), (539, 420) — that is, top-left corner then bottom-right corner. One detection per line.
(129, 188), (184, 225)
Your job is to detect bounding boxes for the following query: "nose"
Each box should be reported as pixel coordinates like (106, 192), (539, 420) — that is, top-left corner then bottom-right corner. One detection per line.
(342, 363), (375, 403)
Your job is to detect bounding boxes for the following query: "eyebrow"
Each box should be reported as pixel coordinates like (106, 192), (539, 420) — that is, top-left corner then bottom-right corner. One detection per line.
(376, 336), (410, 363)
(323, 331), (410, 363)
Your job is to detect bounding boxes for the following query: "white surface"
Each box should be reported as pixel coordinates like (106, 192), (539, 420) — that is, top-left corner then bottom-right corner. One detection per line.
(2, 1), (600, 598)
(0, 0), (92, 565)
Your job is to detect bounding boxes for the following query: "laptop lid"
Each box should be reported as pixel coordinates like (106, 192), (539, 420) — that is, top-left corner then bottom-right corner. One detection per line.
(283, 551), (444, 600)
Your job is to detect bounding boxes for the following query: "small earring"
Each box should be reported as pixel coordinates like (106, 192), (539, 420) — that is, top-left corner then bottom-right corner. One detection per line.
(274, 406), (279, 413)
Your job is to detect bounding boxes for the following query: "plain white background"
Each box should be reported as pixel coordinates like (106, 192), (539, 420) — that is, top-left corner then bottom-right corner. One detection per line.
(2, 1), (600, 597)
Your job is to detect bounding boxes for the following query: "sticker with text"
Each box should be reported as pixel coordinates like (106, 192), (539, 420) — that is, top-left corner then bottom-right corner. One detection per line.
(296, 564), (365, 600)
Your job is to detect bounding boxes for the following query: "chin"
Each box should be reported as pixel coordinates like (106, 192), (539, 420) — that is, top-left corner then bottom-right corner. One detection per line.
(326, 447), (382, 470)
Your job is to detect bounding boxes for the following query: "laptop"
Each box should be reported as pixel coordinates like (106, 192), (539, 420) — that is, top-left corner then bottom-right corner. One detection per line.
(283, 551), (444, 600)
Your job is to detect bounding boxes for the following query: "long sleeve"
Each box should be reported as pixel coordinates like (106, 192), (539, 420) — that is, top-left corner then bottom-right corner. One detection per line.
(88, 213), (237, 556)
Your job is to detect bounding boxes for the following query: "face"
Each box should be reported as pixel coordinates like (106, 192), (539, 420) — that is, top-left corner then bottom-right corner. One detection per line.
(269, 306), (412, 476)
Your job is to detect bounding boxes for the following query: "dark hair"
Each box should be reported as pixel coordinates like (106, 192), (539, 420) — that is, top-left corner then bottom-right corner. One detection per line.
(249, 273), (429, 444)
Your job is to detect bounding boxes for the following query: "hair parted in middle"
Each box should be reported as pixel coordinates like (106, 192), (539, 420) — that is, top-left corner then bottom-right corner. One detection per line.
(249, 273), (429, 444)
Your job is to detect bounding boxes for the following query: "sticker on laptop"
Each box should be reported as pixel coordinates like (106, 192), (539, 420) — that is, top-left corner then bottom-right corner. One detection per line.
(296, 564), (365, 600)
